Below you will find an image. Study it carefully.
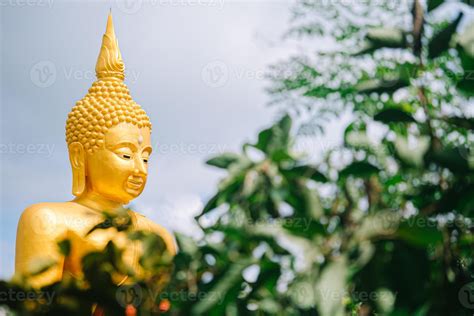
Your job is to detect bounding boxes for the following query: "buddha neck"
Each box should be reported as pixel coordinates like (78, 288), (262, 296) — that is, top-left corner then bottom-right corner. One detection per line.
(73, 190), (126, 214)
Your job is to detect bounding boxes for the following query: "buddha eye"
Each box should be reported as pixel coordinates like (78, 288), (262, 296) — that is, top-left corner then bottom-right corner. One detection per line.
(114, 147), (135, 161)
(143, 158), (148, 163)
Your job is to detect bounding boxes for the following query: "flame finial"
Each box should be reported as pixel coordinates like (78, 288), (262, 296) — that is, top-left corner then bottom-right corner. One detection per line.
(95, 12), (125, 81)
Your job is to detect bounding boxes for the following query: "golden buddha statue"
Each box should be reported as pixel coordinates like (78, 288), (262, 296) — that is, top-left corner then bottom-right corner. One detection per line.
(15, 12), (175, 289)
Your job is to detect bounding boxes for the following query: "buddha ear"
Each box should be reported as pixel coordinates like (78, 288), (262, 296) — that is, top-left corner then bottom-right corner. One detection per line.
(68, 142), (86, 197)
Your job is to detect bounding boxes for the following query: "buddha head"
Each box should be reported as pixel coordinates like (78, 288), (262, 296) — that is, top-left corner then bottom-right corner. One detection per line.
(65, 13), (152, 204)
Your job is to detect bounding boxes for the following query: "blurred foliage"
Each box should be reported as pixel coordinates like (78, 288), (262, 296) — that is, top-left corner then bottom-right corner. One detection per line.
(166, 2), (474, 314)
(0, 209), (174, 315)
(1, 0), (474, 315)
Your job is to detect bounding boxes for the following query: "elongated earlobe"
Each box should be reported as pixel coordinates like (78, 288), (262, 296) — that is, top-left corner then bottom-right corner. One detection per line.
(68, 142), (86, 196)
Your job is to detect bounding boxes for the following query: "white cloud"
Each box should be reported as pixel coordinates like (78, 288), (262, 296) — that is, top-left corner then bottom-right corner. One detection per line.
(137, 194), (204, 239)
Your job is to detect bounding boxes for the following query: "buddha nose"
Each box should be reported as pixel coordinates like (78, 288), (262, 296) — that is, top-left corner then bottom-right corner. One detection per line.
(133, 156), (147, 176)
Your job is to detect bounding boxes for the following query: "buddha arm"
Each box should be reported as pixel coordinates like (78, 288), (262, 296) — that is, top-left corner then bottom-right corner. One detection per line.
(133, 212), (177, 256)
(15, 205), (65, 288)
(147, 221), (177, 256)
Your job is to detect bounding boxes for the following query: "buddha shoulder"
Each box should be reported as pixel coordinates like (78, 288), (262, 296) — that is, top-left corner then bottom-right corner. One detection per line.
(132, 212), (177, 255)
(21, 201), (88, 215)
(18, 202), (93, 236)
(19, 202), (68, 234)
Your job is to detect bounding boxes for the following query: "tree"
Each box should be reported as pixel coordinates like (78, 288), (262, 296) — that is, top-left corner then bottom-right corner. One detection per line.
(166, 0), (473, 315)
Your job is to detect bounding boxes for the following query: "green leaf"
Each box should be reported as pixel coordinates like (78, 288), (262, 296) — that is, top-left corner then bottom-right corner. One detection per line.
(344, 121), (376, 150)
(199, 193), (221, 217)
(278, 114), (292, 135)
(242, 169), (261, 197)
(58, 239), (71, 257)
(281, 165), (328, 182)
(303, 86), (339, 98)
(339, 161), (380, 179)
(374, 108), (416, 124)
(355, 210), (401, 241)
(86, 210), (131, 235)
(427, 0), (444, 11)
(439, 183), (474, 217)
(397, 217), (443, 247)
(139, 233), (170, 269)
(428, 12), (464, 59)
(254, 115), (292, 156)
(457, 22), (474, 64)
(81, 243), (119, 298)
(206, 153), (243, 169)
(354, 28), (407, 56)
(345, 130), (372, 148)
(366, 27), (407, 48)
(394, 135), (430, 167)
(398, 63), (418, 82)
(424, 146), (470, 173)
(457, 78), (474, 95)
(289, 276), (316, 309)
(258, 298), (281, 314)
(86, 215), (113, 235)
(308, 170), (328, 183)
(255, 128), (273, 152)
(315, 257), (348, 316)
(355, 76), (409, 94)
(446, 116), (474, 130)
(301, 184), (324, 219)
(248, 259), (280, 297)
(112, 210), (133, 232)
(456, 23), (474, 95)
(460, 233), (474, 246)
(282, 216), (325, 238)
(355, 63), (415, 93)
(191, 258), (253, 314)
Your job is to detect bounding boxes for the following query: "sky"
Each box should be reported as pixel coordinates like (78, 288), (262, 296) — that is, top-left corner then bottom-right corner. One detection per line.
(0, 0), (311, 279)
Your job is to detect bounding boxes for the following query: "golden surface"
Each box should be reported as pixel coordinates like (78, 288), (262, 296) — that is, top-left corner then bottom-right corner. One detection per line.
(15, 13), (175, 288)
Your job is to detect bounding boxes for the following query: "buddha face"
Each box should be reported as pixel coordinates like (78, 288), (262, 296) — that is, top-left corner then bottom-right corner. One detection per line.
(84, 122), (152, 204)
